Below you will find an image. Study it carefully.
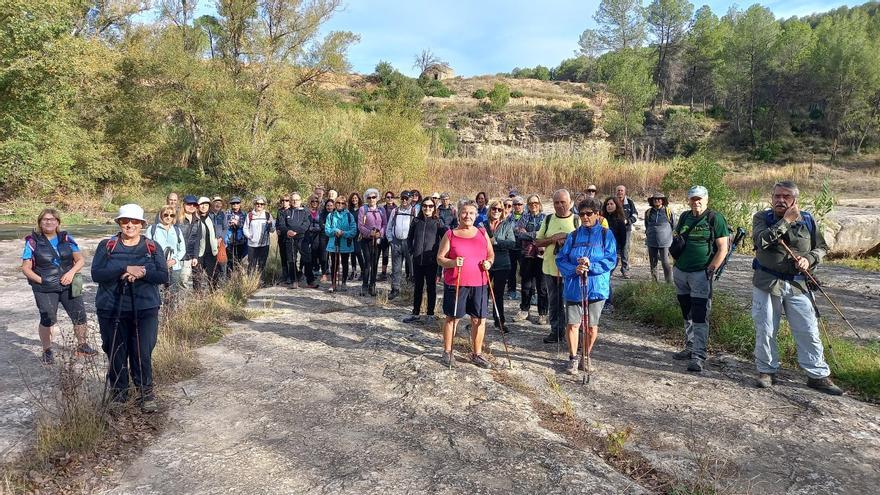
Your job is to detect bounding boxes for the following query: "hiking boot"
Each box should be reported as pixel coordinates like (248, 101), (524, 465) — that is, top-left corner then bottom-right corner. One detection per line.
(403, 314), (421, 324)
(687, 359), (704, 372)
(807, 377), (843, 396)
(327, 287), (335, 293)
(289, 281), (299, 289)
(672, 348), (692, 360)
(536, 315), (548, 325)
(514, 310), (529, 322)
(543, 332), (561, 344)
(388, 288), (399, 300)
(76, 342), (98, 357)
(359, 287), (369, 296)
(565, 356), (578, 375)
(471, 353), (493, 369)
(41, 348), (55, 365)
(140, 399), (159, 413)
(379, 272), (387, 282)
(441, 351), (455, 368)
(622, 272), (631, 280)
(756, 373), (776, 389)
(369, 285), (377, 297)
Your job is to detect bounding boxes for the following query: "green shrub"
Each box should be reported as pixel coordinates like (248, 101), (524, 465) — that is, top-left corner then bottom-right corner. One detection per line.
(472, 89), (488, 99)
(428, 126), (459, 157)
(752, 140), (784, 162)
(419, 76), (454, 97)
(663, 110), (713, 155)
(511, 90), (524, 98)
(487, 83), (511, 111)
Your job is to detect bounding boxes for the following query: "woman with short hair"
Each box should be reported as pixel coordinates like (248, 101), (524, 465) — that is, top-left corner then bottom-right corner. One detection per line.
(146, 205), (186, 293)
(91, 204), (169, 412)
(474, 191), (489, 228)
(244, 196), (275, 275)
(21, 209), (95, 364)
(437, 201), (495, 369)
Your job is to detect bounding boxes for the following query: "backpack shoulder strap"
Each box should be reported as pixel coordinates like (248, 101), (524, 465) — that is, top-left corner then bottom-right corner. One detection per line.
(150, 223), (158, 238)
(573, 214), (580, 229)
(25, 234), (36, 251)
(265, 211), (270, 221)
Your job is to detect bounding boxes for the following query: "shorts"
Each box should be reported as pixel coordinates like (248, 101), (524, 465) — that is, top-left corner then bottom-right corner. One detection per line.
(33, 289), (88, 327)
(443, 284), (489, 319)
(565, 299), (605, 327)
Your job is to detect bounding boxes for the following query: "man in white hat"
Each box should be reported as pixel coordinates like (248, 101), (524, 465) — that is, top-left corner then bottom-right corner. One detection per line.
(670, 185), (729, 373)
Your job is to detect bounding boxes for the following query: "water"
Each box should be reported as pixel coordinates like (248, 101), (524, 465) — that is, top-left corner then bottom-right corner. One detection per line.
(0, 224), (118, 242)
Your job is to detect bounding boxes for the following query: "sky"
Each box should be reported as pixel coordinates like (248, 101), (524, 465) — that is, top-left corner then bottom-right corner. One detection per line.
(145, 0), (858, 77)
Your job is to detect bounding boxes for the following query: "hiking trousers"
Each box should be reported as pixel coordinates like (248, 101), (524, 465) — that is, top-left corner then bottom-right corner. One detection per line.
(673, 267), (711, 361)
(648, 246), (672, 283)
(544, 273), (565, 338)
(520, 257), (548, 315)
(98, 307), (159, 403)
(390, 239), (411, 290)
(752, 284), (830, 379)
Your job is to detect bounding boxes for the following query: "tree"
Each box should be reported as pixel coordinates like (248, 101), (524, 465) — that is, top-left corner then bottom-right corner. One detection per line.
(413, 48), (445, 73)
(487, 83), (511, 110)
(681, 5), (726, 111)
(578, 29), (602, 59)
(553, 56), (592, 82)
(646, 0), (693, 108)
(593, 0), (646, 51)
(598, 49), (656, 154)
(718, 5), (780, 145)
(812, 11), (880, 157)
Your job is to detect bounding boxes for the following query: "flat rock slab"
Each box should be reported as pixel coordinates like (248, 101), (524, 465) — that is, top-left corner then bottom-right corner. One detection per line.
(109, 285), (880, 495)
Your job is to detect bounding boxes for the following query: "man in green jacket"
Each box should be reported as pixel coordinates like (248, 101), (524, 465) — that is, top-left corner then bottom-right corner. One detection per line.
(751, 181), (841, 395)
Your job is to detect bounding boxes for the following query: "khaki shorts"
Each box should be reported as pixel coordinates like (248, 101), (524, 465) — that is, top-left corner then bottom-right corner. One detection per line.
(565, 300), (605, 327)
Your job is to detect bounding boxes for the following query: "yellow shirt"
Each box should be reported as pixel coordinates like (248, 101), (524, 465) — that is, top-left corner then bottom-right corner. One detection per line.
(537, 214), (579, 276)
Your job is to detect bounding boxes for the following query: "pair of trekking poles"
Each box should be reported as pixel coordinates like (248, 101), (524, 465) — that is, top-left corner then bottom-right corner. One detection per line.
(447, 262), (512, 369)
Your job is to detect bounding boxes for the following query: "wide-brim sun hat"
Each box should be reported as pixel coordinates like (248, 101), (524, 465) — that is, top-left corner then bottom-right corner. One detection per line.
(115, 204), (146, 223)
(647, 191), (668, 201)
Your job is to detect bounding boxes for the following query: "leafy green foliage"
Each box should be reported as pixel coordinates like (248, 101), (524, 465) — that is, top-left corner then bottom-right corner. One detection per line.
(510, 90), (524, 98)
(472, 89), (488, 99)
(418, 76), (454, 97)
(663, 110), (713, 155)
(487, 83), (511, 111)
(598, 49), (656, 146)
(511, 65), (551, 80)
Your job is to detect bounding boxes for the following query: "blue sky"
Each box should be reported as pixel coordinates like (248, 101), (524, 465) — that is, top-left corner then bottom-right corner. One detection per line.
(145, 0), (857, 77)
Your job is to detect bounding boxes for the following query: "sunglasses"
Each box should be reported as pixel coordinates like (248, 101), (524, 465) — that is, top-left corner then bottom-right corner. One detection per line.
(255, 202), (266, 206)
(118, 218), (141, 225)
(528, 201), (540, 205)
(490, 207), (504, 212)
(423, 204), (435, 208)
(367, 195), (377, 200)
(281, 199), (290, 202)
(504, 204), (513, 208)
(586, 189), (597, 193)
(185, 203), (197, 207)
(162, 213), (175, 218)
(579, 210), (596, 217)
(335, 201), (346, 205)
(310, 199), (319, 203)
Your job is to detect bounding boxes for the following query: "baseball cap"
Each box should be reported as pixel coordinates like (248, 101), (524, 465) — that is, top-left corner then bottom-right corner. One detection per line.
(211, 196), (223, 203)
(183, 195), (198, 204)
(198, 196), (210, 205)
(400, 191), (411, 200)
(229, 196), (242, 204)
(687, 186), (709, 200)
(440, 192), (450, 199)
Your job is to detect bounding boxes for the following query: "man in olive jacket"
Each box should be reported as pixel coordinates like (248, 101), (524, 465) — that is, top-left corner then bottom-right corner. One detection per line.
(751, 181), (841, 395)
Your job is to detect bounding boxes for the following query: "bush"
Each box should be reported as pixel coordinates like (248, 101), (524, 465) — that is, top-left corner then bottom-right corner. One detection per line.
(428, 127), (459, 157)
(663, 110), (713, 155)
(419, 76), (454, 97)
(487, 83), (511, 111)
(511, 90), (524, 98)
(752, 140), (784, 162)
(472, 89), (488, 99)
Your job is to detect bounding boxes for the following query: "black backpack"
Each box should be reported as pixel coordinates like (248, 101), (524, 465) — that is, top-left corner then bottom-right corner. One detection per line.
(669, 210), (716, 260)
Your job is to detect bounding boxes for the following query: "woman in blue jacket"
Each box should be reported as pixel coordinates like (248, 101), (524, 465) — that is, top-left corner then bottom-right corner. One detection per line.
(324, 196), (358, 292)
(91, 204), (169, 413)
(485, 199), (517, 330)
(556, 198), (617, 375)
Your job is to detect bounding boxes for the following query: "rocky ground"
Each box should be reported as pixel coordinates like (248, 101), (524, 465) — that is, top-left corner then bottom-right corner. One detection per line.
(2, 231), (878, 494)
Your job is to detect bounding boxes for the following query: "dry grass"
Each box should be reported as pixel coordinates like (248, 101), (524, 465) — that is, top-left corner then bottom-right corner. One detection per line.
(423, 143), (668, 199)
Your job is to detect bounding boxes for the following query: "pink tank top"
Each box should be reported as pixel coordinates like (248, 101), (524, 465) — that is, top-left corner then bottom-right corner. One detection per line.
(443, 228), (489, 287)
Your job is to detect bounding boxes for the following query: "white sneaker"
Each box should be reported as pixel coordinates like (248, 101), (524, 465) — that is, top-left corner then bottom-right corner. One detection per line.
(514, 310), (529, 322)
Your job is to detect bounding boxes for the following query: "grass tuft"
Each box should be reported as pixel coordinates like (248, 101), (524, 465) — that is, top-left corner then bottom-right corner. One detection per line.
(614, 281), (880, 401)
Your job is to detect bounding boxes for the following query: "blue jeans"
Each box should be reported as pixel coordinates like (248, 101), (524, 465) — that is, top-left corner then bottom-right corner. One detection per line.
(752, 284), (830, 379)
(98, 307), (160, 402)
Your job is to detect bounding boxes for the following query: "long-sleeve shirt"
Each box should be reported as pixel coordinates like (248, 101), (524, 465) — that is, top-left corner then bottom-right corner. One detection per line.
(243, 210), (275, 248)
(357, 205), (388, 239)
(752, 209), (827, 295)
(621, 196), (638, 230)
(146, 224), (186, 271)
(386, 205), (415, 241)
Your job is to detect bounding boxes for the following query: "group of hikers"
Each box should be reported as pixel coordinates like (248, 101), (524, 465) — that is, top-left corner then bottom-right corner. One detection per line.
(22, 179), (844, 412)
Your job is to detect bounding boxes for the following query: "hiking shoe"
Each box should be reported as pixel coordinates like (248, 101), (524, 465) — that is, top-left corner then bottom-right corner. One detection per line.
(565, 356), (578, 375)
(41, 348), (55, 365)
(514, 310), (529, 322)
(578, 356), (593, 372)
(471, 354), (493, 369)
(622, 273), (631, 279)
(140, 399), (159, 413)
(441, 351), (455, 367)
(687, 359), (704, 372)
(359, 287), (369, 296)
(379, 272), (387, 282)
(388, 289), (399, 300)
(543, 333), (561, 344)
(756, 373), (777, 389)
(403, 315), (421, 324)
(327, 287), (335, 293)
(672, 348), (692, 360)
(807, 377), (843, 396)
(536, 315), (548, 325)
(289, 281), (299, 289)
(76, 343), (98, 357)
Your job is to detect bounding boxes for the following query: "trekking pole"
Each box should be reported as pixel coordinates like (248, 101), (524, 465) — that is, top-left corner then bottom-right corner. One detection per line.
(448, 264), (462, 369)
(714, 227), (746, 281)
(130, 276), (147, 406)
(778, 239), (863, 339)
(555, 272), (562, 358)
(581, 271), (590, 385)
(101, 279), (128, 407)
(486, 272), (513, 370)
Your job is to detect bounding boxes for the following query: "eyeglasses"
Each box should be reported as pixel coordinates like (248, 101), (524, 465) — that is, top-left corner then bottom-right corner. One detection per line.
(310, 200), (319, 203)
(255, 202), (265, 206)
(335, 201), (346, 205)
(586, 189), (597, 193)
(423, 204), (435, 208)
(367, 195), (377, 200)
(504, 204), (513, 208)
(528, 201), (540, 205)
(513, 203), (524, 206)
(162, 214), (175, 218)
(281, 199), (290, 202)
(579, 210), (596, 217)
(40, 217), (58, 223)
(118, 218), (141, 225)
(490, 207), (504, 212)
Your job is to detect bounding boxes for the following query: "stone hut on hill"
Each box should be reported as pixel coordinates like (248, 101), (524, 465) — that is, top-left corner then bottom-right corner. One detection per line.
(421, 63), (454, 81)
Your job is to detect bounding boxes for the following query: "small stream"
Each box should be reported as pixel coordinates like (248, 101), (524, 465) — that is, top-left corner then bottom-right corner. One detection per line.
(0, 224), (118, 242)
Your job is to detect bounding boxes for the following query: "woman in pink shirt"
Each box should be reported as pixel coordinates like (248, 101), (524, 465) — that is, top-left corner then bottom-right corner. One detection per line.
(436, 201), (495, 368)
